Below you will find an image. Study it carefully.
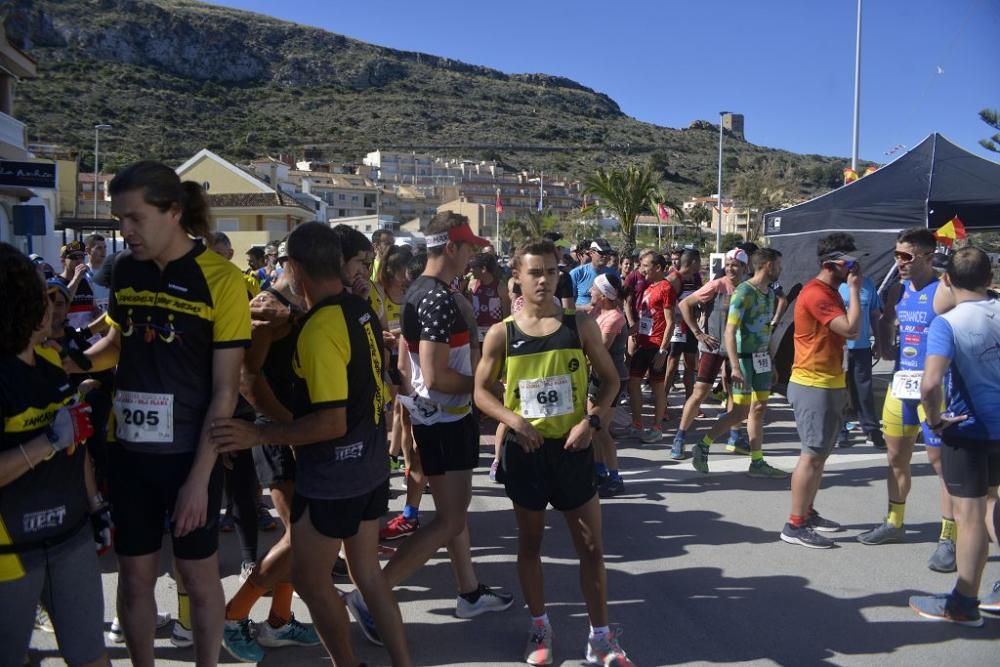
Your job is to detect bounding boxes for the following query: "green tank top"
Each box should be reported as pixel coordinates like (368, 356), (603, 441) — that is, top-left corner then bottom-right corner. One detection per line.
(502, 313), (589, 439)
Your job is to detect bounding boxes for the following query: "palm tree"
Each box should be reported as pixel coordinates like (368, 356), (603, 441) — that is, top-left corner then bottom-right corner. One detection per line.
(582, 165), (659, 252)
(502, 208), (558, 247)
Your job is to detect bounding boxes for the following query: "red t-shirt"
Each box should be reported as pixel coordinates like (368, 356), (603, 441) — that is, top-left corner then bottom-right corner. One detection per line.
(623, 270), (648, 321)
(791, 279), (847, 389)
(637, 279), (678, 348)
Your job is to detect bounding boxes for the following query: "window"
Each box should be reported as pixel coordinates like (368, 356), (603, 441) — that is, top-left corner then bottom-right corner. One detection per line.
(351, 195), (358, 202)
(265, 219), (286, 234)
(215, 219), (239, 232)
(339, 194), (346, 201)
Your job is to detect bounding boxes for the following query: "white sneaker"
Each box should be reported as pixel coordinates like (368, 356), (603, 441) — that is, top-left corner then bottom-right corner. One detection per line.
(455, 584), (514, 618)
(524, 621), (553, 665)
(171, 622), (193, 648)
(108, 613), (171, 644)
(585, 625), (634, 666)
(239, 561), (255, 584)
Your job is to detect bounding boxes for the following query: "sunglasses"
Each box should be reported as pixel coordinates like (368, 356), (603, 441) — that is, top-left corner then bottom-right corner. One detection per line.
(893, 250), (930, 263)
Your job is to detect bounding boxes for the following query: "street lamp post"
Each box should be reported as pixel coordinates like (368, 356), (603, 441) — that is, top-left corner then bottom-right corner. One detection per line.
(851, 0), (863, 172)
(93, 123), (112, 219)
(716, 111), (729, 253)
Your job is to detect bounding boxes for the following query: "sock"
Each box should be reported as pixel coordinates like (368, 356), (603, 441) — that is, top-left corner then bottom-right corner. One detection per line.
(940, 518), (957, 542)
(225, 579), (266, 621)
(589, 625), (610, 640)
(177, 592), (191, 630)
(789, 514), (807, 528)
(459, 584), (484, 603)
(750, 450), (764, 462)
(531, 613), (550, 627)
(701, 435), (713, 448)
(268, 583), (294, 628)
(609, 470), (621, 481)
(402, 504), (418, 521)
(594, 462), (608, 477)
(949, 587), (979, 607)
(729, 428), (739, 442)
(887, 501), (906, 529)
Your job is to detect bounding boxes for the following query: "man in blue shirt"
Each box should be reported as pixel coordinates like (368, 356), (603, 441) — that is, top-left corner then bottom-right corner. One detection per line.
(910, 247), (1000, 627)
(571, 238), (620, 313)
(838, 276), (885, 448)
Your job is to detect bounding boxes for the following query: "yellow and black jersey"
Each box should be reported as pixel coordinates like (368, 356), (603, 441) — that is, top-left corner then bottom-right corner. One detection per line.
(0, 347), (88, 582)
(292, 291), (389, 500)
(106, 242), (251, 454)
(503, 314), (589, 440)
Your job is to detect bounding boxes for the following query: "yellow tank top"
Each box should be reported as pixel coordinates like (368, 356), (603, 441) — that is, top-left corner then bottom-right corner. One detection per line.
(502, 314), (589, 439)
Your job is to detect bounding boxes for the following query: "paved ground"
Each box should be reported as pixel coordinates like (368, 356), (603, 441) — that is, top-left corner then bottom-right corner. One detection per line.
(26, 363), (1000, 666)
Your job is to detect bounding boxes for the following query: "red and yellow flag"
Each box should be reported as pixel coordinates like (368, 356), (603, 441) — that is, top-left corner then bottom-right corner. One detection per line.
(934, 215), (967, 246)
(863, 164), (878, 177)
(843, 168), (859, 184)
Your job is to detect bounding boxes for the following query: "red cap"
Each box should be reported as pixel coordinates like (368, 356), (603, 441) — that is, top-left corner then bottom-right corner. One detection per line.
(426, 223), (490, 248)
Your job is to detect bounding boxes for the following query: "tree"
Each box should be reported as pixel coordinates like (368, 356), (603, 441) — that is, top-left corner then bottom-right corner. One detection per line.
(720, 232), (745, 252)
(979, 108), (1000, 153)
(582, 165), (659, 252)
(501, 208), (559, 248)
(730, 157), (796, 241)
(687, 203), (712, 228)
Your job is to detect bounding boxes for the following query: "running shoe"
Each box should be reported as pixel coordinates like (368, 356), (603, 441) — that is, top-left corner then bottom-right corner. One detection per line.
(867, 431), (887, 449)
(710, 386), (727, 404)
(640, 427), (662, 444)
(239, 560), (256, 584)
(108, 613), (171, 643)
(780, 523), (834, 549)
(746, 459), (789, 479)
(928, 539), (957, 573)
(524, 622), (553, 665)
(670, 434), (685, 460)
(379, 513), (418, 541)
(489, 458), (500, 483)
(725, 432), (751, 455)
(837, 428), (852, 448)
(35, 605), (54, 633)
(222, 618), (265, 662)
(598, 476), (625, 498)
(585, 625), (634, 666)
(692, 443), (710, 473)
(806, 509), (841, 532)
(171, 622), (193, 648)
(626, 424), (644, 441)
(257, 503), (277, 531)
(857, 521), (905, 545)
(343, 589), (383, 646)
(909, 593), (983, 628)
(979, 580), (1000, 613)
(455, 584), (514, 618)
(256, 615), (321, 647)
(388, 455), (404, 473)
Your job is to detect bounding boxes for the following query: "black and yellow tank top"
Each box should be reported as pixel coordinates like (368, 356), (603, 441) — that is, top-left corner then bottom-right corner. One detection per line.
(502, 313), (589, 440)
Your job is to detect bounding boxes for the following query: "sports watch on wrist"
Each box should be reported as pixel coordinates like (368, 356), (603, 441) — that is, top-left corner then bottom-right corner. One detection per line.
(587, 414), (602, 431)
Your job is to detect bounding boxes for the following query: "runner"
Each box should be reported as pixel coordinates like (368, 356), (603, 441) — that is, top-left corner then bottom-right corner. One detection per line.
(344, 212), (513, 646)
(0, 243), (109, 667)
(571, 239), (619, 314)
(858, 228), (957, 574)
(473, 239), (634, 667)
(85, 233), (111, 314)
(837, 272), (885, 448)
(212, 222), (411, 666)
(626, 252), (672, 444)
(688, 248), (788, 479)
(371, 229), (395, 281)
(780, 233), (863, 549)
(623, 249), (655, 358)
(909, 247), (1000, 626)
(217, 241), (321, 662)
(75, 161), (250, 666)
(671, 248), (749, 460)
(56, 240), (101, 331)
(662, 249), (702, 413)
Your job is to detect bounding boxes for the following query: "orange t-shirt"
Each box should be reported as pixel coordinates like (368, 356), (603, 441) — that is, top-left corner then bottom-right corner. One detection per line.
(790, 279), (847, 389)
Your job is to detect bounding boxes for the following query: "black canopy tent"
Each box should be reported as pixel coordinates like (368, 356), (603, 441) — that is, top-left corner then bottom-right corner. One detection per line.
(762, 133), (1000, 383)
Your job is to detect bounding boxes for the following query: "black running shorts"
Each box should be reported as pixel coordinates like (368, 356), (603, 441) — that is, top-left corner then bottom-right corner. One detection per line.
(501, 434), (596, 512)
(629, 346), (666, 382)
(411, 414), (480, 476)
(940, 435), (1000, 498)
(253, 443), (296, 488)
(291, 478), (390, 539)
(669, 330), (698, 357)
(108, 446), (224, 560)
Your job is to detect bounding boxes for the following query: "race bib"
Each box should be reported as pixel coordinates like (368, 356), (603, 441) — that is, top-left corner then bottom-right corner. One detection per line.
(519, 375), (573, 419)
(114, 390), (174, 443)
(891, 370), (922, 400)
(752, 352), (772, 374)
(638, 316), (653, 336)
(397, 394), (440, 421)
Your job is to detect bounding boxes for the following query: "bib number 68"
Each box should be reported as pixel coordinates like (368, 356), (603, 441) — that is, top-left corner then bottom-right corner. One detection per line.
(535, 390), (560, 405)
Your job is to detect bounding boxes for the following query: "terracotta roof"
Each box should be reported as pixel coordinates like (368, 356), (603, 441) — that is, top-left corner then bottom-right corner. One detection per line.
(206, 191), (312, 213)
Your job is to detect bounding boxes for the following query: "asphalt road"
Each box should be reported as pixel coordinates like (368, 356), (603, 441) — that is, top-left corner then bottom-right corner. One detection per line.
(26, 363), (1000, 666)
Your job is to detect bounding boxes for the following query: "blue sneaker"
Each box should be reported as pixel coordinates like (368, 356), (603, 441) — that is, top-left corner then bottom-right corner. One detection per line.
(256, 615), (321, 647)
(343, 589), (383, 646)
(222, 619), (265, 662)
(670, 434), (685, 460)
(909, 593), (983, 627)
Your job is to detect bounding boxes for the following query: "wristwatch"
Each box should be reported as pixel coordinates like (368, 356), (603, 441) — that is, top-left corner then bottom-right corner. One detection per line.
(587, 414), (602, 431)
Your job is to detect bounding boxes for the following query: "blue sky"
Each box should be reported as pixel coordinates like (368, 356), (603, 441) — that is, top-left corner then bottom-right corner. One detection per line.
(211, 0), (999, 164)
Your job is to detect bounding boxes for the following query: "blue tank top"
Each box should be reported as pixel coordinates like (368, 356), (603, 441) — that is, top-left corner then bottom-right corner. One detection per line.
(895, 278), (939, 372)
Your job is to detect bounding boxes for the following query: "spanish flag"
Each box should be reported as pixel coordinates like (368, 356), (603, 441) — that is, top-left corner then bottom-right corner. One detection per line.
(843, 168), (859, 184)
(863, 164), (878, 177)
(934, 215), (967, 246)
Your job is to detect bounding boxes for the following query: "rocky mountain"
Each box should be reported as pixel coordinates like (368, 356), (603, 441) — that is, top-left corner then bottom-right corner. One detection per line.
(3, 0), (847, 197)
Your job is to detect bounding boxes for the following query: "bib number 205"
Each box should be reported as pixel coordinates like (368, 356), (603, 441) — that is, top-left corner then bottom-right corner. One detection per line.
(114, 390), (174, 444)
